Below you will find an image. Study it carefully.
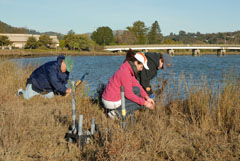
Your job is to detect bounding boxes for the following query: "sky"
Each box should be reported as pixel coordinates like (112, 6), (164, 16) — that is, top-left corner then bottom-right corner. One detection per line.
(0, 0), (240, 36)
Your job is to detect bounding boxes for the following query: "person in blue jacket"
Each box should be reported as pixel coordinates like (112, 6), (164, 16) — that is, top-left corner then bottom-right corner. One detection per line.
(17, 55), (74, 100)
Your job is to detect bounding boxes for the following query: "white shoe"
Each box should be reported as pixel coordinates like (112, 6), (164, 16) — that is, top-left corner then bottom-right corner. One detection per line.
(107, 110), (121, 120)
(17, 88), (23, 96)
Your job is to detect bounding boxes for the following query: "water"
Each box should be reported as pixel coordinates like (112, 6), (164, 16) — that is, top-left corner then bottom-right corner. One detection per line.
(12, 55), (240, 99)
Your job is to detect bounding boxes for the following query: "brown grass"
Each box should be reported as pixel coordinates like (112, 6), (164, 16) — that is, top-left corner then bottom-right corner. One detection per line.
(0, 49), (120, 58)
(0, 59), (239, 161)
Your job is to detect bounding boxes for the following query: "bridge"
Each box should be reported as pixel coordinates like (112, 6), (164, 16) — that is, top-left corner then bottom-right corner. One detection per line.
(105, 44), (240, 56)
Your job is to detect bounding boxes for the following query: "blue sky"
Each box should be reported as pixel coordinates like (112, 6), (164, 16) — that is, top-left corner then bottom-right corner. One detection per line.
(0, 0), (239, 36)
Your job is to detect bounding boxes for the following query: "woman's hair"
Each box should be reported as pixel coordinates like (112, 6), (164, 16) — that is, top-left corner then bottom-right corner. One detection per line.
(125, 49), (137, 62)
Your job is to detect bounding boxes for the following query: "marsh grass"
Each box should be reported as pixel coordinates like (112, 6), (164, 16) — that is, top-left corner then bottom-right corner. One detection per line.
(0, 49), (117, 58)
(0, 59), (239, 161)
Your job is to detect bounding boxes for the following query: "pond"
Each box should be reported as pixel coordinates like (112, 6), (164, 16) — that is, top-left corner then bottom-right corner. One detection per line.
(13, 54), (240, 99)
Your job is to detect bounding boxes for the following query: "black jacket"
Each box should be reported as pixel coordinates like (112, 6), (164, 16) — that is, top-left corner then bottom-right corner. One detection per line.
(140, 52), (161, 95)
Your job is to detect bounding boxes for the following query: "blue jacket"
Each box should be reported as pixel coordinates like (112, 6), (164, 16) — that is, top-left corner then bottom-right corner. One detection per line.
(29, 55), (69, 95)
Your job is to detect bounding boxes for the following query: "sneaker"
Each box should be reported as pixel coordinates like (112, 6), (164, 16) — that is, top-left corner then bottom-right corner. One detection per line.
(107, 110), (121, 120)
(17, 88), (23, 96)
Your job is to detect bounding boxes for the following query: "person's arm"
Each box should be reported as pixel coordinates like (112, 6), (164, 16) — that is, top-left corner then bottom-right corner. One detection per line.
(47, 66), (67, 94)
(145, 95), (155, 105)
(132, 76), (148, 98)
(140, 69), (154, 95)
(144, 100), (154, 110)
(120, 70), (146, 105)
(123, 71), (155, 109)
(140, 69), (151, 89)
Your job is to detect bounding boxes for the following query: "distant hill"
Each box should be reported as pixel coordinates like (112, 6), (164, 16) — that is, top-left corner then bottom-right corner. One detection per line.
(0, 20), (64, 39)
(0, 20), (42, 34)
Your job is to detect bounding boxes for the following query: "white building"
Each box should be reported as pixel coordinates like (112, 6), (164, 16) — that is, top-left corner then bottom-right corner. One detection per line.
(0, 33), (59, 48)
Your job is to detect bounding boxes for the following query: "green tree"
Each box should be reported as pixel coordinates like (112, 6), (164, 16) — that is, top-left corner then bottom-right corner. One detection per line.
(38, 34), (53, 48)
(163, 38), (177, 44)
(0, 35), (10, 48)
(64, 30), (76, 50)
(64, 30), (95, 51)
(59, 40), (65, 50)
(91, 26), (114, 45)
(74, 34), (95, 51)
(25, 37), (38, 49)
(179, 30), (186, 36)
(148, 20), (163, 44)
(127, 21), (148, 44)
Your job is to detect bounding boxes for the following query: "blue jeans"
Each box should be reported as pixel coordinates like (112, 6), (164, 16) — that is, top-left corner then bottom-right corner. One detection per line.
(116, 86), (144, 116)
(21, 84), (54, 100)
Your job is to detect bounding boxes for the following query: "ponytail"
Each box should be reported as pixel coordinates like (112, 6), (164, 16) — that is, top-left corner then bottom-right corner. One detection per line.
(125, 49), (137, 62)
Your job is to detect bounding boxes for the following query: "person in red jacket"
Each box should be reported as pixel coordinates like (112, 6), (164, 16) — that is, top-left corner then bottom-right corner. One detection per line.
(102, 49), (155, 119)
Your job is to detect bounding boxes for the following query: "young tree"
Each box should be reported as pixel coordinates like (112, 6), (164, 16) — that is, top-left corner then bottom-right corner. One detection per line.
(0, 35), (10, 48)
(127, 21), (148, 44)
(25, 36), (38, 49)
(59, 40), (65, 50)
(64, 30), (76, 50)
(148, 20), (163, 44)
(163, 38), (176, 44)
(38, 34), (53, 48)
(91, 26), (114, 45)
(64, 31), (95, 51)
(74, 34), (95, 51)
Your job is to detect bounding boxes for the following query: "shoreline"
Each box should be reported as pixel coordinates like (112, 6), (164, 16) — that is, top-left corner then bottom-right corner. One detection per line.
(0, 49), (122, 58)
(0, 49), (240, 58)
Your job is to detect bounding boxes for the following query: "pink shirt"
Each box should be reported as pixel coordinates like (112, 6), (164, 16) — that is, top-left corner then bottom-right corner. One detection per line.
(102, 61), (148, 105)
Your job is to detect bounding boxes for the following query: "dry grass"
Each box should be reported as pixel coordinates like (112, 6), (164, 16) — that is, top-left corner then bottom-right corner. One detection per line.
(0, 49), (119, 58)
(0, 59), (239, 161)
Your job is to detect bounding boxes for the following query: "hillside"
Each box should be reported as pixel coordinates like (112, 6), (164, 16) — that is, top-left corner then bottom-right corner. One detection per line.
(0, 21), (63, 39)
(0, 21), (39, 34)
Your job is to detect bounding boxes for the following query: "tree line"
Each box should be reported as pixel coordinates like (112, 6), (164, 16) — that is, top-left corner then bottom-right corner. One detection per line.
(1, 20), (240, 51)
(90, 20), (240, 45)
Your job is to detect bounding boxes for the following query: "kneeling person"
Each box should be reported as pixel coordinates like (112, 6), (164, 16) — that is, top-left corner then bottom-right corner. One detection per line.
(17, 55), (73, 100)
(102, 50), (155, 119)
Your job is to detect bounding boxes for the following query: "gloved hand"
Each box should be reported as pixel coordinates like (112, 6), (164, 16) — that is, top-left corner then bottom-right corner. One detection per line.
(149, 94), (155, 99)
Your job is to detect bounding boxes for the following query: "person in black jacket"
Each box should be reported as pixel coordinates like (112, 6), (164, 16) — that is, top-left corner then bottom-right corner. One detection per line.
(139, 52), (172, 98)
(17, 55), (74, 100)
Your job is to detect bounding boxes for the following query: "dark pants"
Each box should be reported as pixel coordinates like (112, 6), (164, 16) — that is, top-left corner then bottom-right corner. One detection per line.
(116, 86), (144, 116)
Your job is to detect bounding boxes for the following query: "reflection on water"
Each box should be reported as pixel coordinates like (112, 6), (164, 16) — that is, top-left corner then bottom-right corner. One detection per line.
(12, 55), (240, 99)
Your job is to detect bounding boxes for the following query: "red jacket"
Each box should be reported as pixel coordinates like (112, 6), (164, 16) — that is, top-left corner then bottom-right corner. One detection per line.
(102, 61), (147, 105)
